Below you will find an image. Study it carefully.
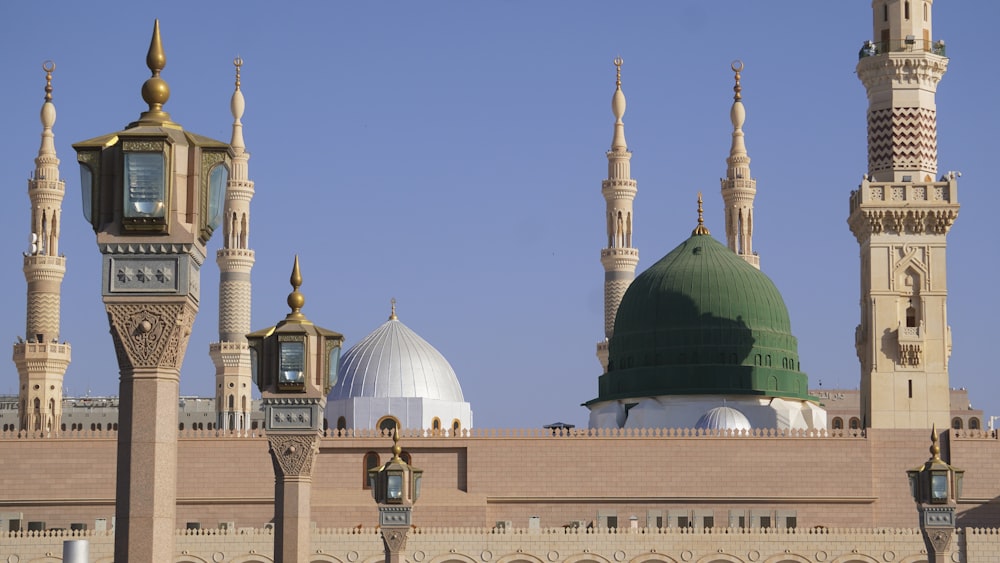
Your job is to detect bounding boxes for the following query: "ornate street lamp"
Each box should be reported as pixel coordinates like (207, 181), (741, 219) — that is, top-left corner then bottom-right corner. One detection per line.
(248, 256), (343, 563)
(369, 430), (423, 563)
(71, 20), (230, 563)
(907, 425), (964, 563)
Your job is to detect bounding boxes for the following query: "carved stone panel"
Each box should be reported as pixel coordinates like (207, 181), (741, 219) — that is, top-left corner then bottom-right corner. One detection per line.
(267, 433), (319, 478)
(106, 301), (196, 371)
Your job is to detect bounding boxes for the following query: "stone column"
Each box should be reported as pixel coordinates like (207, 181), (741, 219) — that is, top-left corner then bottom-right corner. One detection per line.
(268, 432), (321, 563)
(107, 298), (196, 562)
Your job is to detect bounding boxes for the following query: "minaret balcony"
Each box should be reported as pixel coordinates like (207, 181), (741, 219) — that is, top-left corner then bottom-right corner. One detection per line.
(849, 176), (959, 239)
(858, 39), (946, 60)
(897, 322), (923, 368)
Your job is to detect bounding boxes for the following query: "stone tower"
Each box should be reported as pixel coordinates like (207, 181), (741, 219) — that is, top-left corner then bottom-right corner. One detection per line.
(720, 61), (759, 269)
(597, 58), (638, 373)
(14, 62), (72, 433)
(849, 0), (958, 429)
(210, 58), (256, 431)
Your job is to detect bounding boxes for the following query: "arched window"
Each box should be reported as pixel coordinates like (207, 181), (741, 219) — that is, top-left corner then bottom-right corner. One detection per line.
(969, 418), (981, 430)
(377, 416), (400, 435)
(337, 416), (347, 431)
(904, 1), (910, 20)
(91, 423), (97, 431)
(400, 451), (412, 465)
(906, 305), (917, 328)
(832, 417), (844, 430)
(952, 417), (963, 430)
(849, 417), (861, 430)
(431, 417), (441, 432)
(363, 451), (380, 489)
(452, 419), (461, 436)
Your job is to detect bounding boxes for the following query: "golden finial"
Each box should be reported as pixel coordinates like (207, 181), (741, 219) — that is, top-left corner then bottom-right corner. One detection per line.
(234, 56), (243, 90)
(136, 19), (173, 125)
(731, 60), (743, 101)
(614, 57), (623, 88)
(389, 298), (398, 321)
(692, 192), (711, 236)
(391, 425), (403, 461)
(286, 255), (306, 319)
(42, 61), (55, 102)
(930, 423), (941, 461)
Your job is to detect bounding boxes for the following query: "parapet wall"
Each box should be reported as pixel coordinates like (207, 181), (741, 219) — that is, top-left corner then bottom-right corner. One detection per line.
(2, 428), (999, 533)
(6, 526), (999, 563)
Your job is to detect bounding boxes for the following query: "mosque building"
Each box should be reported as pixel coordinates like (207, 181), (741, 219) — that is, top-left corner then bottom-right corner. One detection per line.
(4, 2), (1000, 562)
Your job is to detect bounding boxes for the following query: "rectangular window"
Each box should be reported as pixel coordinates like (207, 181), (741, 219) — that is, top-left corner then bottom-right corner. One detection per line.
(738, 516), (745, 528)
(606, 516), (618, 529)
(909, 379), (913, 398)
(677, 516), (689, 528)
(760, 516), (771, 529)
(655, 516), (663, 528)
(786, 516), (797, 529)
(703, 516), (714, 529)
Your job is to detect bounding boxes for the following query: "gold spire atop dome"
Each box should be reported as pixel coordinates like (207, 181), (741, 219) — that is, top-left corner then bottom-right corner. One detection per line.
(285, 255), (306, 321)
(731, 60), (743, 101)
(42, 61), (54, 102)
(134, 19), (175, 126)
(692, 192), (711, 236)
(389, 297), (398, 321)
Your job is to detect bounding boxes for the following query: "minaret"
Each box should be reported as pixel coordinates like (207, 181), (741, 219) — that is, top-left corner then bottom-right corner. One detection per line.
(209, 57), (256, 432)
(597, 57), (639, 372)
(720, 61), (759, 269)
(849, 0), (957, 429)
(13, 62), (72, 433)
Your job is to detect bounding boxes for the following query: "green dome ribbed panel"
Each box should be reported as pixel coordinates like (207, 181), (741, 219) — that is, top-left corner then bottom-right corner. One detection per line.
(594, 234), (813, 404)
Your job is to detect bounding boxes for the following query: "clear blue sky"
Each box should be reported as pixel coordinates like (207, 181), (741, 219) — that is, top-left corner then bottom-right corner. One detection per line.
(0, 2), (997, 429)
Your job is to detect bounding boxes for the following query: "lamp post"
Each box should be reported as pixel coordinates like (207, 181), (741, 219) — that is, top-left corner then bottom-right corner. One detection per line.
(248, 256), (343, 563)
(72, 20), (230, 562)
(369, 430), (423, 563)
(907, 425), (964, 563)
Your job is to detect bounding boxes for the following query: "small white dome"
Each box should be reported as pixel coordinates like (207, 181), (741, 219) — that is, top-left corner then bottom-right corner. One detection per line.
(329, 317), (464, 402)
(695, 406), (751, 431)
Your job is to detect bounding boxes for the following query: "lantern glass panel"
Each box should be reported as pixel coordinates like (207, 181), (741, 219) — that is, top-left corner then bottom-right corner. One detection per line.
(124, 153), (166, 218)
(931, 473), (948, 503)
(79, 164), (93, 223)
(387, 474), (403, 501)
(279, 341), (304, 385)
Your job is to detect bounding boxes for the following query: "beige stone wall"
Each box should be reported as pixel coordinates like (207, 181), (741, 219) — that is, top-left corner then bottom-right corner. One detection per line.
(3, 427), (1000, 533)
(5, 526), (999, 563)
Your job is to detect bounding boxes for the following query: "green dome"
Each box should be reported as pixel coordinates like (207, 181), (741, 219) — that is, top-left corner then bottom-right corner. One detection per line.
(594, 233), (813, 404)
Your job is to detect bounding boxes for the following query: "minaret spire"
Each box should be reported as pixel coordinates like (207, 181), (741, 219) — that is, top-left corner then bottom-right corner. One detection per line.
(14, 61), (72, 432)
(720, 60), (759, 269)
(210, 56), (257, 432)
(850, 0), (958, 429)
(597, 57), (639, 373)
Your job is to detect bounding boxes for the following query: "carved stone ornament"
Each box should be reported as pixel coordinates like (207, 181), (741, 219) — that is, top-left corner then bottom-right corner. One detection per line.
(926, 528), (953, 554)
(267, 433), (319, 477)
(106, 301), (196, 371)
(381, 528), (409, 553)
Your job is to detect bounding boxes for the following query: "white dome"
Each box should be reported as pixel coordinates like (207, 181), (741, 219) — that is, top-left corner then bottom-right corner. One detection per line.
(695, 406), (752, 431)
(329, 317), (465, 402)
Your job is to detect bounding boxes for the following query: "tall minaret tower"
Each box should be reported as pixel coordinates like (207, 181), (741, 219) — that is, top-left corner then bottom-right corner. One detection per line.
(720, 61), (759, 269)
(209, 58), (256, 431)
(597, 58), (639, 372)
(14, 62), (72, 432)
(849, 0), (958, 429)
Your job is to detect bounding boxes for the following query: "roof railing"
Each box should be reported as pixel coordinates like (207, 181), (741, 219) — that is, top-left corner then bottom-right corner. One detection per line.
(858, 38), (946, 60)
